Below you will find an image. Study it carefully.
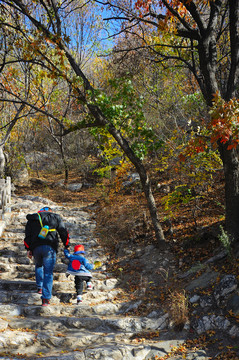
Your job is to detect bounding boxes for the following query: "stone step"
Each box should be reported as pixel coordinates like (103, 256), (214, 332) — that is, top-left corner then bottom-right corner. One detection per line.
(0, 309), (168, 359)
(0, 298), (124, 318)
(0, 328), (153, 360)
(0, 270), (118, 294)
(2, 256), (31, 265)
(0, 279), (37, 291)
(0, 279), (80, 294)
(0, 287), (125, 309)
(5, 307), (168, 334)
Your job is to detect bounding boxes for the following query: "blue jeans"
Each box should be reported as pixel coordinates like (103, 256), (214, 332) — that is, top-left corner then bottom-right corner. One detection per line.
(33, 245), (56, 300)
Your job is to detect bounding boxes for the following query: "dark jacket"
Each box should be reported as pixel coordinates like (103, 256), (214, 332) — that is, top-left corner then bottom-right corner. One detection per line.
(24, 211), (70, 252)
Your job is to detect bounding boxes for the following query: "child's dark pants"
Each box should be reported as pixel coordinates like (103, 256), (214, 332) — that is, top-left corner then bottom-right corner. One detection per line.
(75, 275), (92, 295)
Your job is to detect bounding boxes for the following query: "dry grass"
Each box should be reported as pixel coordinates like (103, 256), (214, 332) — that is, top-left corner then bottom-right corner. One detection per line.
(167, 289), (189, 330)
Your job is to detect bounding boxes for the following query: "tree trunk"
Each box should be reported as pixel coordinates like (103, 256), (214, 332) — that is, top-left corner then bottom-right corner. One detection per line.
(59, 141), (69, 185)
(197, 36), (219, 106)
(226, 0), (239, 100)
(0, 147), (5, 178)
(218, 142), (239, 241)
(137, 163), (166, 248)
(107, 123), (166, 248)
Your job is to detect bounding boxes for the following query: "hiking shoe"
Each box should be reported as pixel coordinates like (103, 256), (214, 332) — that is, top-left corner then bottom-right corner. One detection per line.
(86, 282), (92, 290)
(77, 295), (82, 304)
(37, 288), (42, 294)
(42, 299), (50, 306)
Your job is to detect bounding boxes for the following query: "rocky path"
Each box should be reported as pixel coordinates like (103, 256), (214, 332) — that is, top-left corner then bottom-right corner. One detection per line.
(0, 194), (187, 360)
(1, 194), (238, 360)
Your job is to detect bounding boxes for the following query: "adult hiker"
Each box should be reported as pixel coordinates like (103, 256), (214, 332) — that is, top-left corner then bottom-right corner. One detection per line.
(24, 206), (70, 306)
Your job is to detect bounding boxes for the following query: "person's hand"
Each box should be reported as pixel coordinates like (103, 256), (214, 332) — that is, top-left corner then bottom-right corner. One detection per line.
(27, 250), (33, 259)
(63, 248), (69, 256)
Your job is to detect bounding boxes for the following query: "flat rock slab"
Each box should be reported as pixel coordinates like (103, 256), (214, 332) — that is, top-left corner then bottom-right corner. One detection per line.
(185, 270), (219, 291)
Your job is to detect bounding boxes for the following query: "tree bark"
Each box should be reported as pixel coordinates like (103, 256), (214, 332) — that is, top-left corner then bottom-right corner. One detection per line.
(226, 0), (239, 100)
(106, 123), (166, 247)
(192, 1), (239, 242)
(0, 147), (5, 178)
(59, 142), (69, 185)
(218, 142), (239, 241)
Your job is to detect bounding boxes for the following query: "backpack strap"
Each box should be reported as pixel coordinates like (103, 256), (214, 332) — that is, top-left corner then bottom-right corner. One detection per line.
(38, 213), (43, 227)
(38, 213), (56, 232)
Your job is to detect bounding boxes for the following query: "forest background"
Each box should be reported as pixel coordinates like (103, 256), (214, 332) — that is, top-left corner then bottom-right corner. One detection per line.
(0, 1), (239, 358)
(0, 0), (239, 245)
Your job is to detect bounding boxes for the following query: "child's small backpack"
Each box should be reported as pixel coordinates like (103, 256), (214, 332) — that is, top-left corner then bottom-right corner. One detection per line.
(38, 213), (56, 239)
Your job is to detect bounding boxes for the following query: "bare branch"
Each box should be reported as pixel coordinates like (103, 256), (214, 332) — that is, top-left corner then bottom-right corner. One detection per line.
(0, 103), (25, 146)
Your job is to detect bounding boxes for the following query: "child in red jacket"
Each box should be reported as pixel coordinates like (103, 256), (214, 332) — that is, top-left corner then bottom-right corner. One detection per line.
(64, 244), (94, 304)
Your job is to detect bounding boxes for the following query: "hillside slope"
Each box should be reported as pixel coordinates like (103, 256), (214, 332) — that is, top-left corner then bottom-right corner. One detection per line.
(14, 171), (239, 360)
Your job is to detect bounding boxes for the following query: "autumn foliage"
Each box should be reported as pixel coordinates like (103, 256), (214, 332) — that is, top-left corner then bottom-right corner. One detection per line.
(209, 93), (239, 151)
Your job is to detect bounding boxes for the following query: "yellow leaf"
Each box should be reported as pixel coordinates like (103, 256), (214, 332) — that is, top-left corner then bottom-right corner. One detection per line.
(94, 261), (102, 269)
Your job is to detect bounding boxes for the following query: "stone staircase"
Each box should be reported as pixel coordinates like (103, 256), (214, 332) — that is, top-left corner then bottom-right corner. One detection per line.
(0, 194), (185, 360)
